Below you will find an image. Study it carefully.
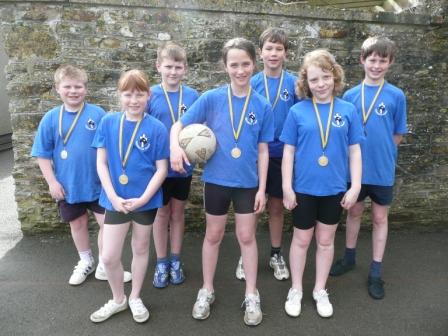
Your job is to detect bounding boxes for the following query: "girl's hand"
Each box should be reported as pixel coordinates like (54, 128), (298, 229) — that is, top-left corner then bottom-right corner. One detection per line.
(123, 198), (144, 212)
(253, 190), (266, 214)
(341, 187), (360, 210)
(170, 146), (190, 174)
(111, 196), (129, 213)
(49, 180), (65, 201)
(283, 188), (297, 210)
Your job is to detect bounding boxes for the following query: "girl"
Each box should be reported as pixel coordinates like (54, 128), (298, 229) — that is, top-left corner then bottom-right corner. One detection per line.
(170, 38), (274, 326)
(90, 70), (168, 323)
(280, 49), (362, 318)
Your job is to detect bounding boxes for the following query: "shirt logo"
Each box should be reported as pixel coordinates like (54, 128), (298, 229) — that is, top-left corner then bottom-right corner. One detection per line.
(280, 89), (290, 102)
(375, 102), (388, 116)
(245, 111), (257, 125)
(332, 113), (345, 128)
(136, 133), (150, 151)
(85, 118), (97, 131)
(180, 104), (187, 117)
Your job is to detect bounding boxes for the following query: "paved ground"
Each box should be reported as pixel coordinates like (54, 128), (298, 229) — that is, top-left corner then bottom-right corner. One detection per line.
(0, 149), (447, 336)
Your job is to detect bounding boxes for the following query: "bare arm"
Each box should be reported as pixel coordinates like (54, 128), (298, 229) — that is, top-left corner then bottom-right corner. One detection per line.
(393, 134), (403, 145)
(36, 158), (65, 201)
(169, 121), (190, 174)
(253, 142), (269, 214)
(281, 144), (297, 210)
(341, 143), (362, 210)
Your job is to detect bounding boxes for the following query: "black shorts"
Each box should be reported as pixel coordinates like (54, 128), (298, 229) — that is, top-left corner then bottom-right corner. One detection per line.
(292, 193), (344, 230)
(266, 157), (283, 198)
(58, 200), (105, 222)
(162, 176), (193, 205)
(104, 209), (158, 226)
(352, 184), (394, 206)
(204, 183), (257, 216)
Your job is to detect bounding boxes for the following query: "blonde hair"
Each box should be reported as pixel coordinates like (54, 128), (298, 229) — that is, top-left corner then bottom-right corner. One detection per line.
(296, 49), (345, 99)
(157, 42), (187, 65)
(117, 69), (149, 92)
(54, 64), (88, 86)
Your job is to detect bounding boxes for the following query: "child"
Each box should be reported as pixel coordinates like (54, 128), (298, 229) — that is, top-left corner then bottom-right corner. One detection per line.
(31, 64), (131, 286)
(170, 38), (274, 326)
(147, 42), (199, 288)
(280, 49), (363, 318)
(90, 70), (168, 323)
(330, 36), (407, 300)
(235, 27), (299, 282)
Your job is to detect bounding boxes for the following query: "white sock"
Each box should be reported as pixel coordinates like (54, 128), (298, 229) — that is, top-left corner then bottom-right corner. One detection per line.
(79, 250), (93, 264)
(98, 256), (104, 267)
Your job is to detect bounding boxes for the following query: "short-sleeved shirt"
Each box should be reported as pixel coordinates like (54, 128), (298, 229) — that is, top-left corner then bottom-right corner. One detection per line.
(92, 112), (169, 211)
(343, 82), (407, 186)
(180, 85), (274, 188)
(31, 103), (106, 204)
(251, 70), (299, 158)
(280, 98), (363, 196)
(147, 84), (199, 178)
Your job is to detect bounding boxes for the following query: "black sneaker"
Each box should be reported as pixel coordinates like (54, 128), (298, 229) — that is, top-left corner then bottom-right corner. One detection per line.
(368, 276), (385, 299)
(329, 258), (355, 276)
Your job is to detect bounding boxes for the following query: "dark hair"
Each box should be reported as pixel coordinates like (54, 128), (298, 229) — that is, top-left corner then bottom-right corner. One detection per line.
(361, 36), (396, 62)
(259, 27), (289, 50)
(221, 38), (257, 65)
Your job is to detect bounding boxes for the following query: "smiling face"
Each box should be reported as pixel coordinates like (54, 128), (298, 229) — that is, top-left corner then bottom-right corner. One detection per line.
(260, 40), (286, 75)
(157, 57), (187, 91)
(306, 64), (334, 104)
(56, 79), (87, 111)
(361, 52), (392, 85)
(225, 48), (255, 94)
(119, 89), (150, 120)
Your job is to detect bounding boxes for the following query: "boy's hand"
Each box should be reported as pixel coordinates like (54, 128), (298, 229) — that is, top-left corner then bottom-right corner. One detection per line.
(111, 196), (129, 213)
(341, 187), (360, 210)
(170, 146), (190, 174)
(253, 190), (266, 214)
(283, 188), (297, 210)
(123, 198), (144, 212)
(49, 181), (65, 201)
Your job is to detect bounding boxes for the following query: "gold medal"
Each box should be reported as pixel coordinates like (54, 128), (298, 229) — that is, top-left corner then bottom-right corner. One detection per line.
(119, 174), (129, 185)
(60, 149), (68, 160)
(231, 147), (241, 159)
(318, 155), (329, 167)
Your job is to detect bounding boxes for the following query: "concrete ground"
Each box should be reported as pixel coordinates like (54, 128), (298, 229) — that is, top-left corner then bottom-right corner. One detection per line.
(0, 149), (447, 336)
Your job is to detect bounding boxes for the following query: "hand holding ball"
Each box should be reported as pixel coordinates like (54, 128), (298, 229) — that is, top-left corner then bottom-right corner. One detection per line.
(178, 124), (216, 164)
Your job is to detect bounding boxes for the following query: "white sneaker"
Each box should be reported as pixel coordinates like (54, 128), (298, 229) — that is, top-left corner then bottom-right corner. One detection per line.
(192, 288), (215, 320)
(129, 298), (149, 323)
(243, 291), (262, 326)
(95, 263), (132, 283)
(269, 254), (290, 280)
(69, 259), (95, 285)
(90, 296), (128, 323)
(235, 256), (246, 280)
(313, 289), (333, 318)
(284, 288), (302, 317)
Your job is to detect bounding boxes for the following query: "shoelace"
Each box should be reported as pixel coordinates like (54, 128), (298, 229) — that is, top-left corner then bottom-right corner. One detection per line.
(130, 300), (146, 314)
(98, 300), (116, 315)
(315, 290), (330, 304)
(197, 291), (210, 308)
(288, 289), (300, 302)
(243, 296), (260, 313)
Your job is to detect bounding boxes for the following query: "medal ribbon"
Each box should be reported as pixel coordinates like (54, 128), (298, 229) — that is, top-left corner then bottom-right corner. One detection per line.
(119, 113), (143, 171)
(361, 79), (384, 125)
(227, 85), (252, 143)
(58, 102), (84, 145)
(312, 97), (334, 151)
(263, 70), (284, 109)
(161, 84), (183, 124)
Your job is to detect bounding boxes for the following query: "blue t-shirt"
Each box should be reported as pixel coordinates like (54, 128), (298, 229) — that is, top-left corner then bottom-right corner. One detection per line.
(343, 82), (407, 186)
(180, 85), (274, 188)
(31, 103), (106, 204)
(280, 98), (363, 196)
(251, 70), (299, 158)
(92, 112), (169, 211)
(147, 84), (199, 178)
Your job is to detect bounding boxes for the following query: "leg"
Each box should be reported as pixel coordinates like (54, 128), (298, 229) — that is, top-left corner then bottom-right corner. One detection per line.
(93, 211), (105, 259)
(70, 213), (91, 252)
(267, 196), (284, 249)
(345, 201), (365, 248)
(289, 227), (314, 291)
(314, 222), (338, 292)
(371, 202), (389, 263)
(169, 198), (187, 255)
(129, 222), (152, 300)
(152, 204), (171, 259)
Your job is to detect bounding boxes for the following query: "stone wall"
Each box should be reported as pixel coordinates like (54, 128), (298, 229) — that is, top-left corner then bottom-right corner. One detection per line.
(0, 0), (446, 232)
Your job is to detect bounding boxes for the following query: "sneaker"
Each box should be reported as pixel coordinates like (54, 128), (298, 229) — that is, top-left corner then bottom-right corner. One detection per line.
(169, 258), (185, 285)
(192, 288), (215, 320)
(90, 296), (128, 323)
(129, 298), (150, 323)
(284, 288), (302, 317)
(269, 254), (290, 280)
(329, 258), (355, 276)
(153, 260), (170, 288)
(95, 263), (132, 283)
(69, 259), (95, 285)
(242, 291), (262, 326)
(312, 289), (333, 318)
(235, 256), (246, 281)
(368, 276), (385, 299)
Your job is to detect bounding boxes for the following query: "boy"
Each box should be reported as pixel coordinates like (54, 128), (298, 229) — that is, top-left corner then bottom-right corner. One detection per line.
(147, 42), (199, 288)
(330, 36), (407, 300)
(31, 64), (130, 286)
(235, 28), (299, 281)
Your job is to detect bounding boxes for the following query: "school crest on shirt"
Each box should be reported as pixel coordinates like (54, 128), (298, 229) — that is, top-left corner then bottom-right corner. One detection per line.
(332, 113), (345, 128)
(280, 88), (291, 102)
(245, 111), (257, 125)
(85, 118), (97, 131)
(136, 133), (150, 151)
(180, 104), (187, 117)
(375, 102), (388, 116)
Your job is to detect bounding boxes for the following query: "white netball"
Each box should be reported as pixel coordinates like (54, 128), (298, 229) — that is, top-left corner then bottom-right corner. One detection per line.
(178, 123), (217, 164)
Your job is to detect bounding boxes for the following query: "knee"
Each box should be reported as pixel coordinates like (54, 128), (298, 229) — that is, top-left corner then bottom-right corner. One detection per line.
(205, 230), (224, 246)
(236, 231), (255, 246)
(316, 236), (334, 251)
(102, 252), (120, 268)
(292, 235), (311, 250)
(170, 211), (185, 224)
(70, 217), (87, 231)
(132, 238), (150, 256)
(372, 213), (388, 226)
